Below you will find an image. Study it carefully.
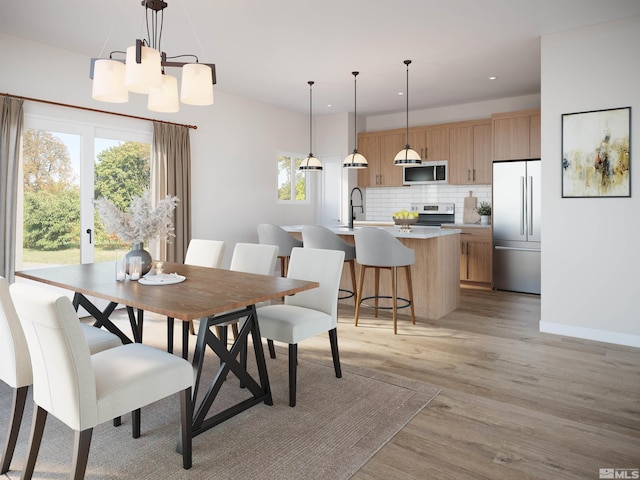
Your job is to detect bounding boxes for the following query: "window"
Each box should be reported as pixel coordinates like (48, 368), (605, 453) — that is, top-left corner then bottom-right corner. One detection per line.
(17, 113), (151, 270)
(277, 153), (308, 202)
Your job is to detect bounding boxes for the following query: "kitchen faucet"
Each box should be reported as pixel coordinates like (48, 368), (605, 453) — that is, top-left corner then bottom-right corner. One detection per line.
(349, 187), (364, 229)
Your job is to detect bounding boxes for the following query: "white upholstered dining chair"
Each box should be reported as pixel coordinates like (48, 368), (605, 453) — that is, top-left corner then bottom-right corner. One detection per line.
(168, 238), (226, 358)
(0, 277), (122, 475)
(10, 282), (194, 479)
(215, 243), (279, 343)
(253, 247), (345, 407)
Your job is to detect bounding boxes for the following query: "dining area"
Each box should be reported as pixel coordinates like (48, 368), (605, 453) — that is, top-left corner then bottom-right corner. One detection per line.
(1, 234), (354, 479)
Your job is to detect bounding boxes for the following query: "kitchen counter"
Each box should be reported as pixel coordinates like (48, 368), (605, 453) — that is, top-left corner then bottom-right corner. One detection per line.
(282, 224), (461, 239)
(281, 224), (460, 320)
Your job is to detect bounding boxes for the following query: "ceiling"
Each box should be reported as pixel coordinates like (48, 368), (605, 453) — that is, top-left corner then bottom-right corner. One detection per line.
(2, 0), (639, 117)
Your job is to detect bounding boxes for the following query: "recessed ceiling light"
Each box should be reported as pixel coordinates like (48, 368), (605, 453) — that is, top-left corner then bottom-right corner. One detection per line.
(327, 104), (333, 108)
(398, 92), (404, 96)
(489, 76), (497, 80)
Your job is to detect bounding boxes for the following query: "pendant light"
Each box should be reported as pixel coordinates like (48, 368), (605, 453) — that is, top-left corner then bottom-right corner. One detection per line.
(343, 71), (368, 169)
(299, 81), (323, 172)
(394, 60), (421, 166)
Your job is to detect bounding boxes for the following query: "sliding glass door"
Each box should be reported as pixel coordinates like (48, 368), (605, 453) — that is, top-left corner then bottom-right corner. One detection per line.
(16, 116), (151, 270)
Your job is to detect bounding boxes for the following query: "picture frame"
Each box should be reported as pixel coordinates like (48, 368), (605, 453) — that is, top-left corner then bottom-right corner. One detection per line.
(561, 106), (631, 198)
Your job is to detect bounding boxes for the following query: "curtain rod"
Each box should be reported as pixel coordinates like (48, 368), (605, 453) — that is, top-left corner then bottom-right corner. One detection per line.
(1, 92), (198, 130)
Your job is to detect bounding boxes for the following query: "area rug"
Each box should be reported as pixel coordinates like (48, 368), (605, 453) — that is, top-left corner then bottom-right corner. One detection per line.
(1, 317), (440, 480)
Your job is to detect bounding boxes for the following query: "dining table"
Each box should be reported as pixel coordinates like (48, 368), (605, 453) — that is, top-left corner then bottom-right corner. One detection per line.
(15, 261), (319, 439)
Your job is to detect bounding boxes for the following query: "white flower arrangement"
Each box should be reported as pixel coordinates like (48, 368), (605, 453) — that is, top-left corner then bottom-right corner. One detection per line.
(96, 190), (179, 244)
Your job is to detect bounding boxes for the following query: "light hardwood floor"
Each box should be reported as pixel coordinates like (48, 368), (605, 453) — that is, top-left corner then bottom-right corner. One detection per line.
(111, 288), (638, 479)
(320, 289), (639, 480)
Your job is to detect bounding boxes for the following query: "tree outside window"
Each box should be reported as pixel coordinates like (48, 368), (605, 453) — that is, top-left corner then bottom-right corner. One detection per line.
(277, 153), (307, 202)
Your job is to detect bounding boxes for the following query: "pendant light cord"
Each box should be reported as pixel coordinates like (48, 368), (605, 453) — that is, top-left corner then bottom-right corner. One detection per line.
(353, 72), (359, 153)
(404, 60), (411, 149)
(308, 81), (314, 156)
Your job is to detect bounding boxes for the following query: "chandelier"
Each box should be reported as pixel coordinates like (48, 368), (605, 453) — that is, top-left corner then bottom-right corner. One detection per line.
(90, 0), (216, 113)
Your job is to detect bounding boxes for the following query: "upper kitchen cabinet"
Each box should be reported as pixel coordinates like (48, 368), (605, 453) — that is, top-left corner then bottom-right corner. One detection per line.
(492, 109), (541, 160)
(448, 120), (492, 185)
(357, 132), (404, 187)
(408, 127), (449, 161)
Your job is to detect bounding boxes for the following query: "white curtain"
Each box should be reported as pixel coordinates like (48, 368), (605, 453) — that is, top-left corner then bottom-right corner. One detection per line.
(0, 97), (24, 281)
(151, 122), (191, 263)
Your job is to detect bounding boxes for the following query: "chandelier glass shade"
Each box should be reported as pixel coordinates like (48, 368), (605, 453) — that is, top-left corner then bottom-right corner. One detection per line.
(90, 0), (216, 113)
(299, 80), (322, 172)
(343, 71), (368, 169)
(394, 59), (421, 166)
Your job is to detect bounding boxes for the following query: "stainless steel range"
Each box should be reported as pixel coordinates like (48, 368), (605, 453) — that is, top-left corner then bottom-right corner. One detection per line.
(410, 203), (455, 226)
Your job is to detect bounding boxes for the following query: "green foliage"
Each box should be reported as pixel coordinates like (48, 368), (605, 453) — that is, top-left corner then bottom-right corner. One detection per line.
(22, 129), (75, 193)
(23, 189), (80, 250)
(94, 142), (150, 210)
(477, 201), (492, 216)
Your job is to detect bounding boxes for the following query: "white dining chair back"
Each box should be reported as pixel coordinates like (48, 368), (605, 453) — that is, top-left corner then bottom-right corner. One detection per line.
(0, 277), (122, 475)
(184, 239), (226, 268)
(168, 238), (226, 358)
(230, 243), (279, 275)
(10, 283), (194, 478)
(254, 247), (345, 407)
(214, 243), (279, 341)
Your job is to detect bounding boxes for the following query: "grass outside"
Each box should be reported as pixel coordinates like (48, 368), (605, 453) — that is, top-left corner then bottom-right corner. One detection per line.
(22, 246), (128, 267)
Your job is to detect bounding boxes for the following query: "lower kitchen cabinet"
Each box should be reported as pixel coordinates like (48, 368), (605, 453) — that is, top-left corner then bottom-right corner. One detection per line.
(443, 226), (492, 288)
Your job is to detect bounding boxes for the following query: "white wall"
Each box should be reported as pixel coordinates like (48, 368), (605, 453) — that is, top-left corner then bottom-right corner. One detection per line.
(540, 16), (640, 347)
(0, 33), (322, 267)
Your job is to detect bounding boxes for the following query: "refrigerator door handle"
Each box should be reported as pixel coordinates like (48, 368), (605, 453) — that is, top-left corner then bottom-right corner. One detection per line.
(520, 176), (525, 235)
(495, 246), (540, 252)
(528, 175), (534, 236)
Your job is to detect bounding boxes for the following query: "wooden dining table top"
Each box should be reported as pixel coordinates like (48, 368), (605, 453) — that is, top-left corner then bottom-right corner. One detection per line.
(15, 261), (319, 321)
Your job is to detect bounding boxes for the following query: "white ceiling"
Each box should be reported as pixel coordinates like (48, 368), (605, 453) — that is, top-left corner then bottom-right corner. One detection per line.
(2, 0), (639, 116)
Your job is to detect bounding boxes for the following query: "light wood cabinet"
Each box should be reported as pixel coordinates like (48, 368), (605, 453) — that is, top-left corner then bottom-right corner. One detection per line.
(473, 122), (492, 184)
(443, 226), (492, 288)
(357, 132), (404, 187)
(448, 120), (492, 185)
(408, 127), (449, 161)
(492, 109), (541, 160)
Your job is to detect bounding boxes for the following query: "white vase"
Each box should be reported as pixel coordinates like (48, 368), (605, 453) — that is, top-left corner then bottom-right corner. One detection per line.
(480, 215), (490, 225)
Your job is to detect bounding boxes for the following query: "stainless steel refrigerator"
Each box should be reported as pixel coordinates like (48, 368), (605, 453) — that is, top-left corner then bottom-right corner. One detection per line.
(492, 160), (541, 294)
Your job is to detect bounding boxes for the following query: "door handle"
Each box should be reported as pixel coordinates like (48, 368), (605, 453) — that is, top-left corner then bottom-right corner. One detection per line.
(86, 228), (92, 244)
(519, 176), (525, 236)
(528, 175), (534, 235)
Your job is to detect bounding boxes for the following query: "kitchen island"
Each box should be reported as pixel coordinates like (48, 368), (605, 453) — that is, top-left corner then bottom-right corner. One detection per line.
(282, 224), (461, 320)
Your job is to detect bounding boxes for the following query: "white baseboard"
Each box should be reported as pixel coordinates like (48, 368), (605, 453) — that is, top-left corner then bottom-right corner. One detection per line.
(539, 321), (640, 348)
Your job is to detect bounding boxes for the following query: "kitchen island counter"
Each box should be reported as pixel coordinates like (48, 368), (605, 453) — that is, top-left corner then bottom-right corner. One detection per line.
(282, 224), (461, 239)
(282, 224), (460, 320)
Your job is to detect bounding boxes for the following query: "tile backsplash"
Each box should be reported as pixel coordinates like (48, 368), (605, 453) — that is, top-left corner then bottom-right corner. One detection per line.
(364, 184), (492, 224)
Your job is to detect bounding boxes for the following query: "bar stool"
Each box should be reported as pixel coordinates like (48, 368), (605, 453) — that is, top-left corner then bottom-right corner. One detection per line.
(257, 224), (302, 277)
(302, 225), (357, 302)
(353, 227), (416, 334)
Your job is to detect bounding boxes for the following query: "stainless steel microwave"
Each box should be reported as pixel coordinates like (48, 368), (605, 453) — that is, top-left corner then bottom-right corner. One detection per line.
(402, 161), (448, 185)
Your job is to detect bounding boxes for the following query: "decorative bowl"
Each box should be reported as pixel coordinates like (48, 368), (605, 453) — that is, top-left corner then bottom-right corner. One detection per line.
(392, 216), (418, 232)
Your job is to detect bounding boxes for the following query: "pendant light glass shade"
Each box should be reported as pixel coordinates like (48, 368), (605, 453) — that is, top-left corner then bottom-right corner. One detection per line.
(343, 152), (368, 169)
(394, 59), (421, 166)
(394, 147), (422, 164)
(180, 64), (214, 105)
(125, 45), (162, 94)
(91, 59), (128, 103)
(148, 74), (180, 112)
(299, 80), (322, 172)
(343, 71), (368, 169)
(299, 155), (323, 170)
